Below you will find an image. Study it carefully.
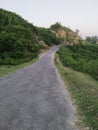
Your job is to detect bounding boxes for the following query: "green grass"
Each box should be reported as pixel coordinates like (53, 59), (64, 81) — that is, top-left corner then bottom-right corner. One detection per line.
(0, 58), (38, 77)
(55, 54), (98, 130)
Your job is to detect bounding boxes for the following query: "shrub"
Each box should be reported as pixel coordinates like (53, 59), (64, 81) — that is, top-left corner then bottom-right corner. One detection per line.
(57, 44), (98, 80)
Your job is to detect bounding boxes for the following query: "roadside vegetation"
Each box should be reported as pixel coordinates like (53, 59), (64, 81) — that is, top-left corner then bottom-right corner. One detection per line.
(0, 9), (82, 77)
(0, 58), (38, 77)
(0, 9), (60, 65)
(55, 45), (98, 130)
(57, 44), (98, 80)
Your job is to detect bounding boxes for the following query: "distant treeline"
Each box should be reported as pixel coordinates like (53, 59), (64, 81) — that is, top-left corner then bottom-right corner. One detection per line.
(85, 36), (98, 44)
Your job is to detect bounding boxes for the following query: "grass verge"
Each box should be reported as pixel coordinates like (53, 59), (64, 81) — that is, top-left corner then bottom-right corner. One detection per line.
(54, 54), (98, 130)
(0, 58), (38, 77)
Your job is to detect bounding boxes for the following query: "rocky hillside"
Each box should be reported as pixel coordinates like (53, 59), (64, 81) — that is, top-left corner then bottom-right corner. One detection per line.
(50, 22), (82, 45)
(0, 9), (83, 65)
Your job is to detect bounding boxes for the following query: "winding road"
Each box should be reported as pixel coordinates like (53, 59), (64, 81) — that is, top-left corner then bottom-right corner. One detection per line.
(0, 46), (78, 130)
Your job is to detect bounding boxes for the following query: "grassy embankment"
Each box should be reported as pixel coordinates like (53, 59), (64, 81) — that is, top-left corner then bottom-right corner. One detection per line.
(55, 44), (98, 130)
(0, 58), (38, 77)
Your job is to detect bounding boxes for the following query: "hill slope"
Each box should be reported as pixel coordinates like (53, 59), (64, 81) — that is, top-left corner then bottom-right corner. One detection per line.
(50, 22), (82, 45)
(0, 9), (82, 65)
(0, 9), (61, 65)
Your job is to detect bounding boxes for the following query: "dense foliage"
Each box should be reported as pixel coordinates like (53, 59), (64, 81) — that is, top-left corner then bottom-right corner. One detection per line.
(57, 44), (98, 80)
(50, 22), (62, 30)
(0, 9), (38, 65)
(34, 27), (60, 46)
(50, 22), (71, 32)
(0, 9), (60, 65)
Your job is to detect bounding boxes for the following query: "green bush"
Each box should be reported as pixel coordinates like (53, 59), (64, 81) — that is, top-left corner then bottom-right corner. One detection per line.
(57, 44), (98, 80)
(0, 9), (61, 65)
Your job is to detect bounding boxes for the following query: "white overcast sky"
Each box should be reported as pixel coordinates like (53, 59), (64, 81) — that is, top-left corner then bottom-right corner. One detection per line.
(0, 0), (98, 38)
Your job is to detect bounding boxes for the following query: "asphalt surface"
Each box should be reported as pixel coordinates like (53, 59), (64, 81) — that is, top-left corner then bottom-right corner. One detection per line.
(0, 46), (79, 130)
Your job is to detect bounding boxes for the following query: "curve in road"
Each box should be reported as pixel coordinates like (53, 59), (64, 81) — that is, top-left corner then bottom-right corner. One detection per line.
(0, 46), (79, 130)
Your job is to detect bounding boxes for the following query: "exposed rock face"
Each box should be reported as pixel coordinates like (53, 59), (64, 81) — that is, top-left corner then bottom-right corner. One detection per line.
(56, 29), (67, 38)
(50, 22), (82, 45)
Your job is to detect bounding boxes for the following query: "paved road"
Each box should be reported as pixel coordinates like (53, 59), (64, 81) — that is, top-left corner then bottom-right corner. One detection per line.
(0, 46), (78, 130)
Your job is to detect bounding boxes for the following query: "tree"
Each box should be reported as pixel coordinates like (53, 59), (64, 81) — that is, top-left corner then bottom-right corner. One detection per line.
(86, 36), (98, 44)
(75, 29), (79, 34)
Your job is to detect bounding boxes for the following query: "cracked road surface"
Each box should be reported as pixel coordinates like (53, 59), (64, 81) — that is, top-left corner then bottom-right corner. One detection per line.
(0, 46), (79, 130)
